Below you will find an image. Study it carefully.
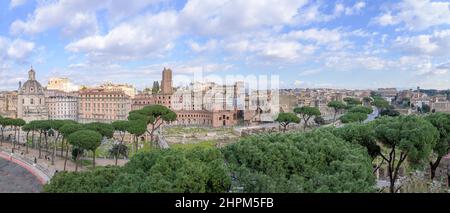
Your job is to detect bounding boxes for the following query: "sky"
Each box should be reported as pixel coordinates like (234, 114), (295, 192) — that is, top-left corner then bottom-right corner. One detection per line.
(0, 0), (450, 91)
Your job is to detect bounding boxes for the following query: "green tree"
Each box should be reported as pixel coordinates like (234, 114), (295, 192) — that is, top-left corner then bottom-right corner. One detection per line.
(112, 120), (129, 143)
(332, 124), (381, 173)
(44, 167), (121, 193)
(84, 122), (114, 139)
(59, 123), (83, 171)
(0, 117), (13, 146)
(27, 120), (40, 151)
(418, 104), (431, 114)
(327, 101), (347, 122)
(343, 97), (362, 107)
(372, 98), (390, 111)
(314, 116), (325, 126)
(45, 147), (231, 193)
(363, 97), (373, 105)
(152, 81), (160, 94)
(11, 118), (26, 153)
(35, 120), (52, 159)
(425, 113), (450, 180)
(21, 123), (31, 154)
(222, 129), (375, 192)
(293, 106), (321, 130)
(109, 143), (128, 166)
(126, 119), (147, 152)
(47, 120), (67, 165)
(372, 116), (439, 193)
(128, 105), (177, 142)
(68, 130), (102, 170)
(348, 106), (373, 114)
(380, 107), (400, 117)
(340, 112), (368, 123)
(275, 112), (300, 132)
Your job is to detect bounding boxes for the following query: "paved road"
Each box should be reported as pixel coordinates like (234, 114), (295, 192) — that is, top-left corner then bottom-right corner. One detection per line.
(365, 106), (379, 123)
(0, 158), (43, 193)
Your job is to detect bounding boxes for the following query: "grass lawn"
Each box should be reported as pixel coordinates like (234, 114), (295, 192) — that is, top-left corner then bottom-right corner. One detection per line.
(170, 140), (217, 150)
(164, 127), (209, 135)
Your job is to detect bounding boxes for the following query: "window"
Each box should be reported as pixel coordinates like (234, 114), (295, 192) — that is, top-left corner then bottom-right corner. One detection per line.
(30, 98), (34, 105)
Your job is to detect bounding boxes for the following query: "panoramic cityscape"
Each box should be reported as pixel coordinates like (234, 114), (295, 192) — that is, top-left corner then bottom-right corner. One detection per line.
(1, 0), (450, 199)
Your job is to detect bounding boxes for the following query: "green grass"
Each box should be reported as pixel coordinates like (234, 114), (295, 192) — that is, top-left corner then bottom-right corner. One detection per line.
(170, 140), (217, 150)
(164, 127), (209, 135)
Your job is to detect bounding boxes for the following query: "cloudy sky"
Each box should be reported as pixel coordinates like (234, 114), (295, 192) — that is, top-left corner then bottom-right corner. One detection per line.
(1, 0), (450, 90)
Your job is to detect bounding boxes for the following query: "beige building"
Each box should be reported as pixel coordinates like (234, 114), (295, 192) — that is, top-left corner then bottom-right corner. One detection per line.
(99, 82), (137, 99)
(0, 91), (18, 118)
(47, 77), (79, 92)
(46, 90), (78, 121)
(17, 68), (49, 122)
(78, 89), (132, 123)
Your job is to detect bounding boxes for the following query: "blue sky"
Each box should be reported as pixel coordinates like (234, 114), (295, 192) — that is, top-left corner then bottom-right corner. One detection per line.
(1, 0), (450, 90)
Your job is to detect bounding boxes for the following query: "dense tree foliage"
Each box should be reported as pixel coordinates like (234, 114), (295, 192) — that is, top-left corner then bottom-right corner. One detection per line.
(380, 107), (400, 117)
(222, 130), (376, 192)
(45, 148), (231, 193)
(372, 116), (439, 193)
(425, 113), (450, 180)
(44, 166), (121, 193)
(372, 98), (390, 111)
(348, 106), (373, 114)
(84, 122), (114, 139)
(340, 112), (368, 123)
(343, 97), (362, 107)
(332, 124), (380, 160)
(275, 112), (300, 132)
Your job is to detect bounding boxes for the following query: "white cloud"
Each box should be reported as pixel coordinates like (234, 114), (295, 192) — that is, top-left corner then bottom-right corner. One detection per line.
(9, 0), (161, 36)
(343, 1), (366, 16)
(395, 30), (450, 56)
(9, 0), (27, 9)
(296, 1), (366, 24)
(323, 52), (391, 71)
(284, 28), (349, 50)
(188, 39), (219, 53)
(65, 11), (179, 61)
(373, 0), (450, 30)
(179, 0), (309, 36)
(298, 69), (321, 76)
(407, 58), (450, 76)
(0, 36), (35, 62)
(7, 39), (35, 61)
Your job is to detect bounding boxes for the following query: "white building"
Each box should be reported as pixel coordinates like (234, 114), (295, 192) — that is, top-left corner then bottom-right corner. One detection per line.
(45, 90), (78, 121)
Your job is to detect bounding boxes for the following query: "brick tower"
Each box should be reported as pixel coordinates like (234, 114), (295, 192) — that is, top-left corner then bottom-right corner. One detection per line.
(161, 67), (173, 94)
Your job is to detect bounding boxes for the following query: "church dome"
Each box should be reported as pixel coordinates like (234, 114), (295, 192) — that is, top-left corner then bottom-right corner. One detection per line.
(19, 68), (44, 95)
